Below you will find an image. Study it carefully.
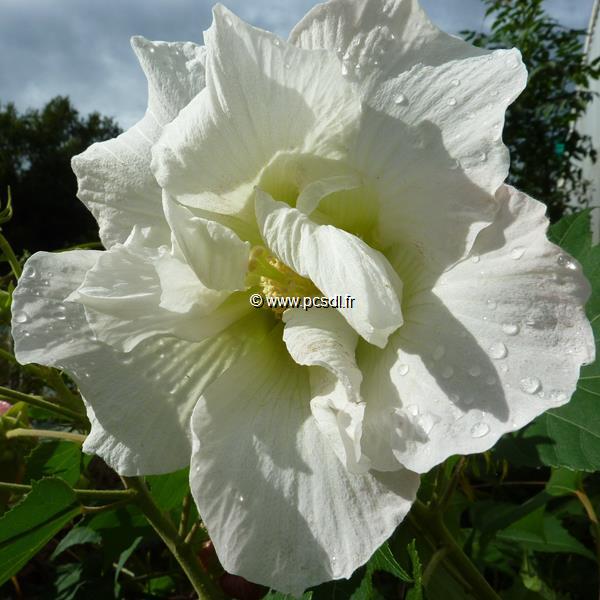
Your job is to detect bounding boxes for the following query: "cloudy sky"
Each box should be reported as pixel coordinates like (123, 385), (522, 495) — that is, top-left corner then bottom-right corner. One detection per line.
(0, 0), (594, 128)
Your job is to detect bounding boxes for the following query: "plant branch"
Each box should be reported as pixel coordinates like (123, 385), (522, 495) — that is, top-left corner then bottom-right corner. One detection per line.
(0, 386), (87, 424)
(0, 232), (22, 279)
(5, 428), (86, 443)
(122, 476), (224, 600)
(411, 500), (500, 600)
(0, 480), (138, 502)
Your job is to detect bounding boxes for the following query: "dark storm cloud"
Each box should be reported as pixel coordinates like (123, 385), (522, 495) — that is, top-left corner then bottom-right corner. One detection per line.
(0, 0), (595, 128)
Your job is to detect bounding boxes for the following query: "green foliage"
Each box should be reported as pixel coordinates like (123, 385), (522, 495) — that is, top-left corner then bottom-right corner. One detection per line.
(463, 0), (600, 221)
(0, 97), (120, 257)
(24, 440), (82, 486)
(0, 478), (82, 586)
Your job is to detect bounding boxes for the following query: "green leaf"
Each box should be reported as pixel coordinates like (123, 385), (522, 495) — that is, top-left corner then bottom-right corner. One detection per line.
(497, 507), (595, 561)
(146, 468), (189, 512)
(51, 526), (101, 560)
(0, 478), (82, 585)
(350, 542), (412, 600)
(265, 592), (313, 600)
(114, 535), (143, 597)
(510, 211), (600, 471)
(24, 440), (82, 486)
(545, 468), (582, 497)
(405, 540), (423, 600)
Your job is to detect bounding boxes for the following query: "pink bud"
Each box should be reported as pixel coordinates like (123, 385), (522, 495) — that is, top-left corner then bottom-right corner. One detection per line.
(0, 401), (11, 416)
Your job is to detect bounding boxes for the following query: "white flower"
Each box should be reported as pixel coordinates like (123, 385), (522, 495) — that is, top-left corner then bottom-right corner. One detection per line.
(11, 0), (594, 594)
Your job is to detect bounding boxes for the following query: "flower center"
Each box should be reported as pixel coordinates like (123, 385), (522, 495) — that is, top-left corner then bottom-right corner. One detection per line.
(246, 246), (319, 314)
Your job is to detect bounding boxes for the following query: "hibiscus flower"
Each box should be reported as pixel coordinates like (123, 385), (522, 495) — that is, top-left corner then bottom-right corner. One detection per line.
(11, 0), (593, 594)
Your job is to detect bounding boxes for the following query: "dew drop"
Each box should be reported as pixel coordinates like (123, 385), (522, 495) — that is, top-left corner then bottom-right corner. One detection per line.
(239, 495), (245, 502)
(57, 315), (66, 321)
(502, 323), (520, 336)
(451, 78), (460, 87)
(447, 97), (457, 106)
(449, 159), (461, 170)
(471, 255), (480, 264)
(510, 246), (525, 260)
(42, 279), (50, 286)
(471, 422), (490, 438)
(485, 375), (496, 386)
(23, 266), (36, 278)
(550, 390), (568, 403)
(406, 404), (419, 416)
(341, 63), (350, 76)
(489, 341), (507, 359)
(13, 312), (28, 324)
(479, 152), (488, 162)
(519, 376), (541, 394)
(273, 38), (281, 47)
(23, 331), (30, 338)
(442, 365), (454, 379)
(395, 93), (408, 106)
(500, 364), (509, 374)
(433, 345), (445, 360)
(557, 254), (577, 270)
(487, 299), (497, 310)
(398, 364), (409, 376)
(468, 365), (481, 377)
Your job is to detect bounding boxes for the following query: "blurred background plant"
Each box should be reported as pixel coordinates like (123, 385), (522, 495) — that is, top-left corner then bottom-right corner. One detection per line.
(463, 0), (600, 222)
(1, 0), (600, 599)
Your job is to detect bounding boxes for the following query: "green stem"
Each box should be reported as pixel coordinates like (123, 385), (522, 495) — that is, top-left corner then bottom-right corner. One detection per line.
(411, 500), (500, 600)
(45, 371), (84, 412)
(122, 477), (224, 600)
(0, 480), (138, 502)
(0, 386), (87, 424)
(5, 428), (86, 444)
(0, 232), (22, 278)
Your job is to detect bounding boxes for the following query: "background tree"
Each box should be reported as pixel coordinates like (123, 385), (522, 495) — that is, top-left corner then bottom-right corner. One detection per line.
(464, 0), (600, 221)
(0, 96), (120, 255)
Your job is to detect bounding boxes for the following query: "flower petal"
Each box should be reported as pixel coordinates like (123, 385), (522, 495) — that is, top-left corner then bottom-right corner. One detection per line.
(282, 308), (367, 472)
(69, 229), (250, 352)
(12, 250), (258, 475)
(189, 331), (419, 595)
(71, 37), (206, 248)
(361, 185), (594, 473)
(256, 190), (403, 347)
(151, 5), (358, 216)
(163, 195), (250, 291)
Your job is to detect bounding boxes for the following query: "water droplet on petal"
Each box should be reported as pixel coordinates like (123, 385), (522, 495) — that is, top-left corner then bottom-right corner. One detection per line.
(557, 254), (577, 270)
(42, 279), (49, 286)
(550, 390), (568, 403)
(398, 364), (409, 376)
(502, 323), (520, 336)
(468, 365), (481, 377)
(284, 62), (291, 70)
(471, 255), (480, 263)
(471, 422), (490, 438)
(273, 38), (281, 47)
(406, 404), (419, 416)
(239, 495), (244, 502)
(500, 364), (509, 374)
(447, 97), (457, 106)
(341, 63), (350, 76)
(485, 375), (496, 386)
(487, 299), (497, 310)
(520, 377), (541, 394)
(23, 331), (30, 338)
(449, 159), (460, 170)
(433, 345), (445, 360)
(489, 341), (507, 359)
(395, 94), (408, 106)
(442, 365), (454, 379)
(479, 152), (487, 162)
(23, 266), (36, 278)
(511, 246), (525, 260)
(451, 78), (460, 87)
(14, 312), (28, 324)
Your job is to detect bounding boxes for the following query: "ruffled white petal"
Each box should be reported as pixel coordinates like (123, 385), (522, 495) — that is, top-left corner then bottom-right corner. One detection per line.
(361, 186), (594, 473)
(69, 229), (250, 352)
(163, 195), (250, 291)
(282, 308), (367, 471)
(11, 251), (255, 475)
(72, 38), (207, 249)
(291, 0), (527, 265)
(189, 332), (419, 595)
(151, 5), (358, 217)
(256, 191), (403, 347)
